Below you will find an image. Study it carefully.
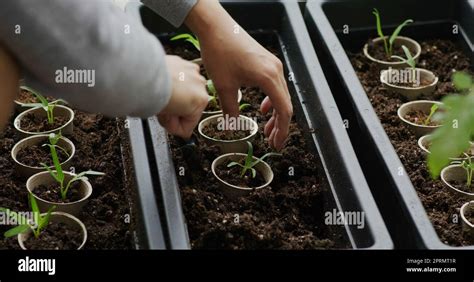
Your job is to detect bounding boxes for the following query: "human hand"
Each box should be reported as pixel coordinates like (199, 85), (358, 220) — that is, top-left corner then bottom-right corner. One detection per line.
(185, 0), (293, 150)
(158, 55), (208, 139)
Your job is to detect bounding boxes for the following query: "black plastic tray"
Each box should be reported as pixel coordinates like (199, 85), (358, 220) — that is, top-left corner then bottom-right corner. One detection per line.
(304, 0), (474, 249)
(127, 0), (392, 250)
(124, 117), (166, 249)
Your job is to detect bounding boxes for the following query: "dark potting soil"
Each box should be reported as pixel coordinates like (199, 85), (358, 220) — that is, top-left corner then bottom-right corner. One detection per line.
(17, 89), (38, 104)
(349, 39), (473, 246)
(367, 39), (409, 61)
(165, 40), (348, 250)
(16, 89), (55, 105)
(404, 110), (440, 126)
(452, 181), (474, 194)
(16, 144), (70, 167)
(23, 221), (83, 250)
(216, 160), (267, 188)
(34, 182), (82, 203)
(0, 111), (134, 250)
(201, 119), (251, 141)
(20, 113), (68, 133)
(465, 207), (474, 226)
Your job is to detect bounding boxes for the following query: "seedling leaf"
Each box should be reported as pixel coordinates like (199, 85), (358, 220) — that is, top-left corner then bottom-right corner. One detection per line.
(424, 104), (439, 126)
(4, 225), (30, 238)
(372, 8), (388, 55)
(227, 141), (281, 179)
(19, 86), (58, 124)
(1, 193), (56, 238)
(63, 170), (105, 199)
(29, 193), (39, 215)
(250, 168), (256, 178)
(239, 103), (251, 111)
(453, 72), (472, 91)
(170, 33), (201, 51)
(389, 19), (413, 48)
(37, 205), (55, 234)
(227, 162), (242, 168)
(401, 45), (416, 69)
(206, 80), (218, 109)
(428, 72), (474, 178)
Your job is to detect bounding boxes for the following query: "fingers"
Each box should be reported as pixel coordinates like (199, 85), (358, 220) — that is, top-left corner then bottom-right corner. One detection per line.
(264, 113), (276, 137)
(216, 85), (240, 118)
(260, 96), (272, 114)
(158, 112), (200, 140)
(273, 113), (289, 151)
(162, 55), (207, 116)
(159, 56), (208, 139)
(161, 93), (207, 139)
(258, 60), (293, 150)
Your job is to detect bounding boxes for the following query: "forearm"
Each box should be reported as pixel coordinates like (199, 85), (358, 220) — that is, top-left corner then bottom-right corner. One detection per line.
(0, 0), (171, 118)
(141, 0), (198, 27)
(184, 0), (235, 41)
(0, 45), (19, 130)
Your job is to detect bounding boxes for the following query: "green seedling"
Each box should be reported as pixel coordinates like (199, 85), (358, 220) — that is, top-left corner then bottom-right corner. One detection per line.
(452, 71), (473, 93)
(391, 45), (416, 69)
(428, 72), (474, 178)
(227, 141), (281, 178)
(424, 104), (439, 126)
(372, 8), (413, 58)
(0, 193), (55, 239)
(20, 86), (67, 125)
(42, 132), (70, 162)
(207, 80), (218, 109)
(170, 33), (200, 51)
(461, 156), (474, 189)
(453, 154), (474, 189)
(41, 133), (104, 200)
(239, 103), (251, 111)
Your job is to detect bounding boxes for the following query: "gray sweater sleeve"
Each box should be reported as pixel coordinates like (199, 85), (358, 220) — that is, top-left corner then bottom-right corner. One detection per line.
(141, 0), (198, 27)
(0, 0), (171, 118)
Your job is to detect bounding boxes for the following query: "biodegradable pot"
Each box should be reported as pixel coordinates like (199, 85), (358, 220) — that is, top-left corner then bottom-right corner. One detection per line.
(441, 163), (474, 200)
(18, 211), (87, 250)
(14, 84), (28, 113)
(27, 171), (93, 215)
(418, 135), (473, 162)
(397, 100), (443, 137)
(198, 115), (258, 154)
(460, 201), (474, 241)
(380, 68), (438, 100)
(11, 134), (75, 178)
(202, 90), (243, 120)
(211, 153), (274, 198)
(14, 105), (74, 137)
(198, 114), (259, 154)
(363, 36), (421, 68)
